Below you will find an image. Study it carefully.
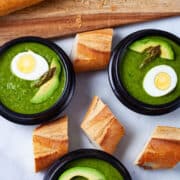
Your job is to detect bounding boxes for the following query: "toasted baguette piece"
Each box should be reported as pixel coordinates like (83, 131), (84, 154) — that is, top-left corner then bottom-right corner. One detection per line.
(33, 116), (68, 172)
(135, 126), (180, 169)
(33, 142), (63, 173)
(81, 96), (125, 154)
(71, 29), (113, 72)
(0, 0), (44, 16)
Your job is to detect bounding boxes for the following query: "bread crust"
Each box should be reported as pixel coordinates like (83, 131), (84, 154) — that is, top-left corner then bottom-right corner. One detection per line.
(71, 29), (113, 72)
(0, 0), (44, 16)
(81, 96), (125, 154)
(135, 126), (180, 169)
(33, 116), (68, 172)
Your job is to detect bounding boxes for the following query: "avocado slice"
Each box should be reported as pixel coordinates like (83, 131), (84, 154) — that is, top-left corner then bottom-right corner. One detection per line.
(51, 58), (61, 76)
(129, 38), (174, 60)
(30, 59), (61, 104)
(30, 76), (59, 104)
(58, 167), (106, 180)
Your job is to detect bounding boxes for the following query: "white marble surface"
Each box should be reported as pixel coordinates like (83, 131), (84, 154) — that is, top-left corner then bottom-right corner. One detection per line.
(0, 16), (180, 180)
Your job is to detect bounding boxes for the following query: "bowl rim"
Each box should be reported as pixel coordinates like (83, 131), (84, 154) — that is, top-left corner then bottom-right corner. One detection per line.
(0, 36), (75, 125)
(44, 149), (132, 180)
(108, 29), (180, 115)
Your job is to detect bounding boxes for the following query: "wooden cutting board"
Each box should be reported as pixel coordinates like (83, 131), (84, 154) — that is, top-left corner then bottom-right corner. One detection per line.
(0, 0), (180, 45)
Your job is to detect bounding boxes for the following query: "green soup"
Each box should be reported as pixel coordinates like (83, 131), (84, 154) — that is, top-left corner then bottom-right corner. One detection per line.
(120, 36), (180, 105)
(0, 42), (66, 114)
(59, 158), (124, 180)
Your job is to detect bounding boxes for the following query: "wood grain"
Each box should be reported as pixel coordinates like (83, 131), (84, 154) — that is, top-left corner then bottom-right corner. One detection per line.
(0, 0), (179, 45)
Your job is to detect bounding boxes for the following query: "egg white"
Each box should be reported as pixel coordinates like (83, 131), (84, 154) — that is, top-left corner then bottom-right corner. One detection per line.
(143, 65), (177, 97)
(11, 51), (49, 81)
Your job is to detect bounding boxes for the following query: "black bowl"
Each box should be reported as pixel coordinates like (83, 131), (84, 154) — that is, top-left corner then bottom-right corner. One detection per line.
(0, 37), (75, 125)
(109, 29), (180, 115)
(44, 149), (132, 180)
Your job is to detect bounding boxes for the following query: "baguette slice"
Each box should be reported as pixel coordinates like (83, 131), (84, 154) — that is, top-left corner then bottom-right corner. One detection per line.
(135, 126), (180, 169)
(33, 142), (64, 173)
(33, 116), (68, 172)
(0, 0), (44, 16)
(71, 29), (113, 72)
(81, 96), (125, 154)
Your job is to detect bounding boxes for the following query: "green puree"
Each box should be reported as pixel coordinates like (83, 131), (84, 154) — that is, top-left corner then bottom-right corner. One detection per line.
(120, 36), (180, 105)
(0, 42), (66, 114)
(63, 158), (124, 180)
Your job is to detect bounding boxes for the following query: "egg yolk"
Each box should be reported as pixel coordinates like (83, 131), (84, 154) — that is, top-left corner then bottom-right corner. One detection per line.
(154, 72), (171, 90)
(17, 54), (36, 73)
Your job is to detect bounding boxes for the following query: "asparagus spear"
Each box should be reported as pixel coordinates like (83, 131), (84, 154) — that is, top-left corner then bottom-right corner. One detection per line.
(31, 67), (56, 88)
(139, 45), (161, 69)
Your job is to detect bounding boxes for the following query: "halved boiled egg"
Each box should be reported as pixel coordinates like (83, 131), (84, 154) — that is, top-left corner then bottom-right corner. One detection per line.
(143, 65), (177, 97)
(11, 51), (49, 81)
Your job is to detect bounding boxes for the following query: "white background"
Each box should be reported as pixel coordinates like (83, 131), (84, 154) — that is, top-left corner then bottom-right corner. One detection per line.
(0, 16), (180, 180)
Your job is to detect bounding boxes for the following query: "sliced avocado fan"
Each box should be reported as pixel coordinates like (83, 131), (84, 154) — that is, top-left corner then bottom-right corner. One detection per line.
(58, 167), (106, 180)
(129, 38), (174, 60)
(30, 59), (61, 104)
